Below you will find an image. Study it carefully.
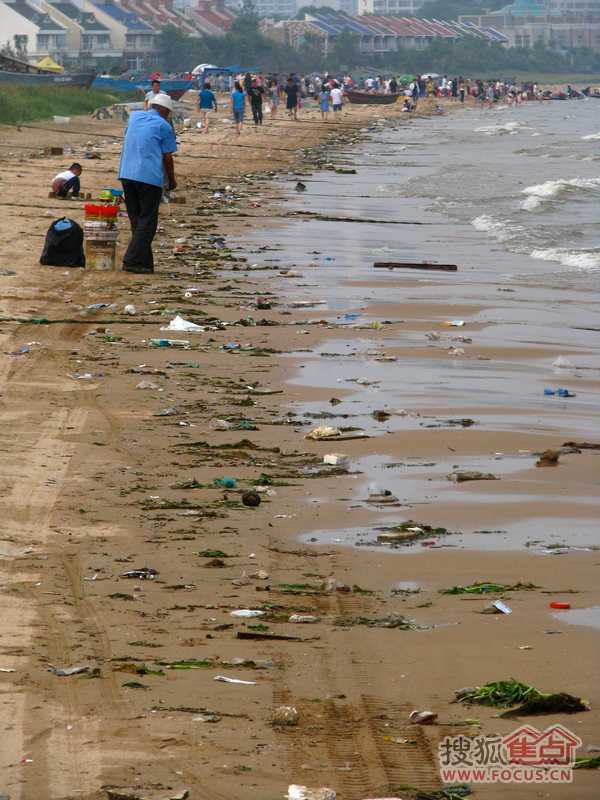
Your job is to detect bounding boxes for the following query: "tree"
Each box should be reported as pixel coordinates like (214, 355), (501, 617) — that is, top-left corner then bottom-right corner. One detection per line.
(326, 29), (362, 70)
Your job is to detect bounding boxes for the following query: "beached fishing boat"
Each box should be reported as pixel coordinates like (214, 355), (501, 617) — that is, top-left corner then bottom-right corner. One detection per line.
(92, 76), (196, 100)
(345, 91), (399, 105)
(0, 53), (94, 88)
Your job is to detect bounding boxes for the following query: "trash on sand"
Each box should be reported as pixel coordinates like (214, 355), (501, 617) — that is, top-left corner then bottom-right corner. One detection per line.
(552, 356), (575, 368)
(120, 567), (158, 580)
(155, 405), (179, 417)
(443, 320), (465, 327)
(491, 600), (512, 614)
(136, 381), (160, 390)
(242, 490), (261, 507)
(213, 675), (256, 685)
(549, 601), (571, 609)
(448, 347), (465, 357)
(426, 331), (441, 341)
(289, 614), (320, 623)
(335, 614), (419, 630)
(323, 453), (349, 467)
(536, 449), (560, 467)
(455, 679), (589, 716)
(409, 710), (438, 725)
(123, 304), (136, 316)
(193, 712), (221, 723)
(160, 315), (205, 333)
(441, 581), (536, 595)
(50, 665), (91, 677)
(377, 521), (448, 545)
(544, 387), (575, 397)
(287, 786), (336, 800)
(214, 476), (237, 489)
(105, 789), (189, 800)
(230, 609), (265, 618)
(448, 471), (498, 483)
(149, 338), (190, 348)
(306, 426), (341, 440)
(271, 705), (299, 726)
(0, 667), (16, 673)
(210, 418), (232, 430)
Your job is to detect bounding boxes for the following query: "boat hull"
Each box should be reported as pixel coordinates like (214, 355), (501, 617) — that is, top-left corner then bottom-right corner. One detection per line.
(92, 76), (196, 100)
(0, 70), (95, 88)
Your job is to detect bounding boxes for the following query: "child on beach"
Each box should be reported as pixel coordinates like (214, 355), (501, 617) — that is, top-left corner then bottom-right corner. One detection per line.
(319, 87), (330, 121)
(51, 163), (83, 198)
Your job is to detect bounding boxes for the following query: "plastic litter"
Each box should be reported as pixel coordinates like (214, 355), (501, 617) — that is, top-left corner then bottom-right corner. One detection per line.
(271, 705), (299, 726)
(136, 381), (159, 390)
(306, 426), (341, 440)
(444, 320), (465, 327)
(149, 339), (190, 348)
(214, 476), (237, 489)
(160, 315), (205, 333)
(209, 418), (232, 430)
(213, 675), (256, 685)
(552, 356), (574, 368)
(49, 665), (91, 677)
(124, 304), (136, 315)
(409, 709), (438, 724)
(492, 600), (512, 615)
(323, 453), (349, 467)
(230, 609), (265, 618)
(120, 567), (158, 580)
(0, 667), (16, 673)
(549, 601), (571, 609)
(289, 614), (319, 623)
(287, 787), (336, 800)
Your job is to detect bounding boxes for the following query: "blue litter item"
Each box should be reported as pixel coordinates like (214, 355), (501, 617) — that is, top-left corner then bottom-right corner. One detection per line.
(543, 387), (555, 396)
(223, 341), (240, 350)
(343, 313), (360, 321)
(557, 388), (575, 397)
(54, 218), (73, 231)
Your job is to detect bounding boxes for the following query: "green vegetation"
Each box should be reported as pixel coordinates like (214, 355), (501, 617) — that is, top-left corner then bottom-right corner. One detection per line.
(441, 581), (537, 594)
(0, 84), (137, 125)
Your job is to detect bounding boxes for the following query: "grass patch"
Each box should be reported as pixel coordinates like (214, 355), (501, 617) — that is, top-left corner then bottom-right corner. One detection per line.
(0, 84), (137, 125)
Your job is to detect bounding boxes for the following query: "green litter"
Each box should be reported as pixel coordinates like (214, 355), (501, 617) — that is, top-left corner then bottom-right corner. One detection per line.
(441, 581), (537, 595)
(122, 681), (148, 689)
(248, 623), (269, 631)
(158, 659), (214, 670)
(196, 549), (230, 558)
(114, 663), (164, 676)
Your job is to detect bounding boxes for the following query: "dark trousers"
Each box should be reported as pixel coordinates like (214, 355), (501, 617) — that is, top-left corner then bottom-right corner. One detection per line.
(251, 101), (263, 125)
(121, 179), (163, 273)
(56, 175), (80, 197)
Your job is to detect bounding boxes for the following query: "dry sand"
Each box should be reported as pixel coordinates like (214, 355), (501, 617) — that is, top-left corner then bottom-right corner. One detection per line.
(0, 96), (598, 800)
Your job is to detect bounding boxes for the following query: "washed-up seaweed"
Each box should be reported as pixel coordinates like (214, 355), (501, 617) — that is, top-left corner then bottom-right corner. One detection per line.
(334, 614), (420, 630)
(441, 581), (537, 595)
(573, 756), (600, 769)
(456, 679), (589, 716)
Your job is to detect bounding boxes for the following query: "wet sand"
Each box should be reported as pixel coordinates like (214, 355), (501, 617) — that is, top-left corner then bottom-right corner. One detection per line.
(0, 96), (598, 800)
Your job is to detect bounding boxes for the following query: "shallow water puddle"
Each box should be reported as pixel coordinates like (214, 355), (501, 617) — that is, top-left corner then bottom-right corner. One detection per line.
(552, 605), (600, 631)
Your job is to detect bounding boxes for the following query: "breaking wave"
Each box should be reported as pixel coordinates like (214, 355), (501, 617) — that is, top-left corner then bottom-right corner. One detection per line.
(520, 177), (600, 210)
(581, 132), (600, 141)
(474, 120), (526, 136)
(471, 214), (524, 242)
(530, 247), (600, 271)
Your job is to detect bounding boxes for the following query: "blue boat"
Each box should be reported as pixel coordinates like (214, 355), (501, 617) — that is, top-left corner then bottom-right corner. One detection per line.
(92, 76), (196, 100)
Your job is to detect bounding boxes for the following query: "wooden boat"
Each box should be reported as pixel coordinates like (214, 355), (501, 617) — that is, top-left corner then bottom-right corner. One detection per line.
(0, 53), (94, 88)
(92, 76), (196, 101)
(345, 90), (399, 105)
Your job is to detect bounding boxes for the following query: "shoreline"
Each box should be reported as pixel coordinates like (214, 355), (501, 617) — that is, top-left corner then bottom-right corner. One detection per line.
(0, 96), (598, 800)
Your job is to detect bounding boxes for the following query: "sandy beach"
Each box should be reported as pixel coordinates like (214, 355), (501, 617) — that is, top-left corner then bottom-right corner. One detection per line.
(0, 95), (598, 800)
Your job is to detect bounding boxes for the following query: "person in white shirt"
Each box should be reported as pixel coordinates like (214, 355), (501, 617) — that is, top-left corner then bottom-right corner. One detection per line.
(330, 84), (343, 118)
(51, 163), (83, 197)
(144, 79), (162, 110)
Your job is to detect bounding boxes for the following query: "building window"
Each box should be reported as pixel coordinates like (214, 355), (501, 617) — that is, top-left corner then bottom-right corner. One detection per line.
(14, 34), (28, 53)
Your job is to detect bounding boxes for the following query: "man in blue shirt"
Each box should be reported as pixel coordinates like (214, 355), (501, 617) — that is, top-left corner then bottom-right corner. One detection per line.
(118, 93), (177, 273)
(198, 81), (218, 134)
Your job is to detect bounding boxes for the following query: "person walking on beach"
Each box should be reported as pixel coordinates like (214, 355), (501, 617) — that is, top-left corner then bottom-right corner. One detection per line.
(330, 83), (343, 119)
(198, 81), (218, 133)
(231, 81), (246, 135)
(248, 79), (264, 125)
(51, 163), (83, 198)
(319, 85), (331, 121)
(284, 77), (299, 121)
(144, 79), (161, 110)
(118, 93), (176, 274)
(268, 78), (280, 117)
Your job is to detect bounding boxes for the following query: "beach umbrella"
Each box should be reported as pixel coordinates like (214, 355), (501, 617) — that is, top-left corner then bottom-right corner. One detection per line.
(399, 73), (416, 83)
